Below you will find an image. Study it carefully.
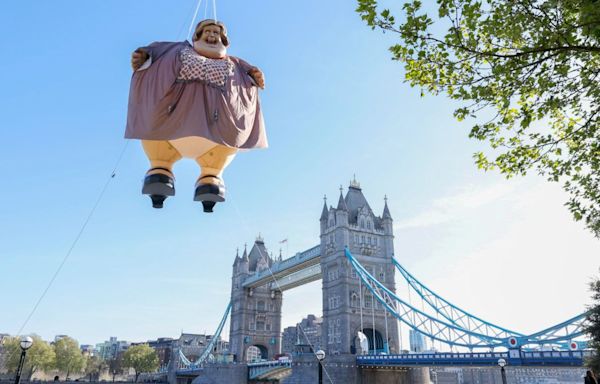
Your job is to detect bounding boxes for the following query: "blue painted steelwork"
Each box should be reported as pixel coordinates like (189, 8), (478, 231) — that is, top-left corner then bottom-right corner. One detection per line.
(514, 313), (588, 347)
(393, 259), (523, 339)
(178, 301), (232, 370)
(248, 360), (292, 380)
(345, 248), (505, 348)
(357, 350), (593, 367)
(393, 259), (588, 348)
(345, 248), (588, 349)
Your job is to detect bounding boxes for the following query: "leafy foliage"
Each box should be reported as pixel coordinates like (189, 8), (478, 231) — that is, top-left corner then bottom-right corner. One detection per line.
(84, 355), (106, 382)
(107, 355), (124, 382)
(356, 0), (600, 236)
(54, 337), (86, 378)
(122, 344), (159, 382)
(3, 335), (55, 379)
(585, 275), (600, 371)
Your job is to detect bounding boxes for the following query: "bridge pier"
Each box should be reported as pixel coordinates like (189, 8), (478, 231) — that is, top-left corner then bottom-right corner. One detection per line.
(360, 366), (430, 384)
(281, 355), (430, 384)
(189, 364), (247, 384)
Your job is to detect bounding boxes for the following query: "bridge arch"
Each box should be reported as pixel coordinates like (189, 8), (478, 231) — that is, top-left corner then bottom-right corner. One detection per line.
(351, 328), (386, 354)
(245, 344), (268, 362)
(363, 328), (384, 353)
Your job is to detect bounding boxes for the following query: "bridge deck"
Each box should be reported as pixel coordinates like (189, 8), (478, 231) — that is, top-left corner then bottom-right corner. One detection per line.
(242, 245), (321, 289)
(357, 350), (593, 367)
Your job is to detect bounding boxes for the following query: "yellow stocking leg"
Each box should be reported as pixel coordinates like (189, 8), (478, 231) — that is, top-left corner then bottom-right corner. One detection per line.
(142, 140), (182, 176)
(195, 145), (237, 186)
(141, 140), (182, 208)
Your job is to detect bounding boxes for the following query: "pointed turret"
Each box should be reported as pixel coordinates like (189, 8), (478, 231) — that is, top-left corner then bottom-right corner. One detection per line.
(232, 248), (241, 267)
(242, 244), (249, 261)
(335, 186), (349, 227)
(381, 195), (394, 240)
(237, 244), (249, 273)
(320, 195), (329, 221)
(337, 187), (348, 211)
(382, 195), (392, 220)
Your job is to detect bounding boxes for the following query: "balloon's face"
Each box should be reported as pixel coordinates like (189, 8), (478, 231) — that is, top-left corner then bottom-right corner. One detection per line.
(194, 25), (227, 59)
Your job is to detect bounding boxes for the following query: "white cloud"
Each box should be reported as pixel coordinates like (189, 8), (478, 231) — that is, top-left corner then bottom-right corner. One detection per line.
(395, 182), (517, 229)
(401, 180), (600, 336)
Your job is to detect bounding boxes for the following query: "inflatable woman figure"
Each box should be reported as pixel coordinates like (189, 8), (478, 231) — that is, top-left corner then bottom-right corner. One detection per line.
(125, 20), (267, 212)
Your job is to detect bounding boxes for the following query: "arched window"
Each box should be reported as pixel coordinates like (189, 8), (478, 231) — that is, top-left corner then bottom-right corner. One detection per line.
(360, 219), (365, 228)
(367, 221), (372, 230)
(350, 292), (358, 307)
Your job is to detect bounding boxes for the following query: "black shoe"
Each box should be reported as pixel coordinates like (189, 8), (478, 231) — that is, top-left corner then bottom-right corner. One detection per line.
(194, 180), (225, 213)
(142, 170), (175, 209)
(201, 201), (216, 213)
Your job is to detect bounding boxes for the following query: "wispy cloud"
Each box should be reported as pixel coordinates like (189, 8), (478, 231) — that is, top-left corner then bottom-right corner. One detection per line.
(395, 182), (516, 229)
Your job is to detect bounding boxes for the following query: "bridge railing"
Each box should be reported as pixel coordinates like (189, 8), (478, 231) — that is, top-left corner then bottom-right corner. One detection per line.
(357, 350), (594, 367)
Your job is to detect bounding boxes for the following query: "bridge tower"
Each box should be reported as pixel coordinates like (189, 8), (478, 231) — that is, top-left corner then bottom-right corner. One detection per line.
(229, 237), (283, 362)
(320, 179), (399, 355)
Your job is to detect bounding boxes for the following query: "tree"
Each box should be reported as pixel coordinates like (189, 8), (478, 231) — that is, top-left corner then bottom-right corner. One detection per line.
(122, 344), (159, 383)
(107, 355), (123, 383)
(356, 0), (600, 236)
(54, 337), (86, 379)
(585, 274), (600, 371)
(84, 355), (106, 382)
(3, 335), (55, 380)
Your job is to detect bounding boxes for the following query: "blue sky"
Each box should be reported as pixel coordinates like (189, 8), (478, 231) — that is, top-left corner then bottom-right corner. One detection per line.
(1, 1), (599, 347)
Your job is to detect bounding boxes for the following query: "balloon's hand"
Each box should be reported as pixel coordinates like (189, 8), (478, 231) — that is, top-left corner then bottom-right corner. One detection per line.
(248, 68), (265, 89)
(131, 49), (150, 71)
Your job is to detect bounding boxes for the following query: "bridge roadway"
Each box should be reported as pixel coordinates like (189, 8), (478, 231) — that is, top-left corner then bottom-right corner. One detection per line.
(357, 350), (593, 368)
(242, 245), (321, 291)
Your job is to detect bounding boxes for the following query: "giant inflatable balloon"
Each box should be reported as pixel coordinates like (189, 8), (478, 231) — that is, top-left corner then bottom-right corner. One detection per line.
(125, 19), (267, 212)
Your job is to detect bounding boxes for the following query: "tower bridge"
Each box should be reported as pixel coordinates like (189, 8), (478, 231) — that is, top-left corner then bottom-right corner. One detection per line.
(171, 181), (590, 384)
(229, 180), (400, 364)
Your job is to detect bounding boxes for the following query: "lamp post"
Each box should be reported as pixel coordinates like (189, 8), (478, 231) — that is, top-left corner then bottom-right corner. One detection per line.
(497, 358), (507, 384)
(315, 349), (325, 384)
(14, 336), (33, 384)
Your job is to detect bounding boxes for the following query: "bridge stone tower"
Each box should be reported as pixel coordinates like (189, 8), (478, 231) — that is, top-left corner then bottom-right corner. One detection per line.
(320, 180), (399, 355)
(229, 237), (283, 362)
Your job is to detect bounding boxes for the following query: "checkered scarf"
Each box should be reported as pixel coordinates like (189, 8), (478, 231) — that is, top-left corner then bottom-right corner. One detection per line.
(177, 47), (234, 88)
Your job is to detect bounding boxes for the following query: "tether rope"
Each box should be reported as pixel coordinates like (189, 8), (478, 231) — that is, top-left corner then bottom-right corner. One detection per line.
(15, 141), (130, 336)
(186, 0), (204, 41)
(185, 0), (220, 42)
(177, 0), (201, 41)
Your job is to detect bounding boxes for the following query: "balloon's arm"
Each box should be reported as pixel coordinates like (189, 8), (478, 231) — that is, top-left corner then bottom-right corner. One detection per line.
(137, 57), (152, 71)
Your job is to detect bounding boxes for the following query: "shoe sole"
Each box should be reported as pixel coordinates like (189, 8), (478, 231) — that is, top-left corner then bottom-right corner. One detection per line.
(194, 193), (225, 202)
(142, 182), (175, 197)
